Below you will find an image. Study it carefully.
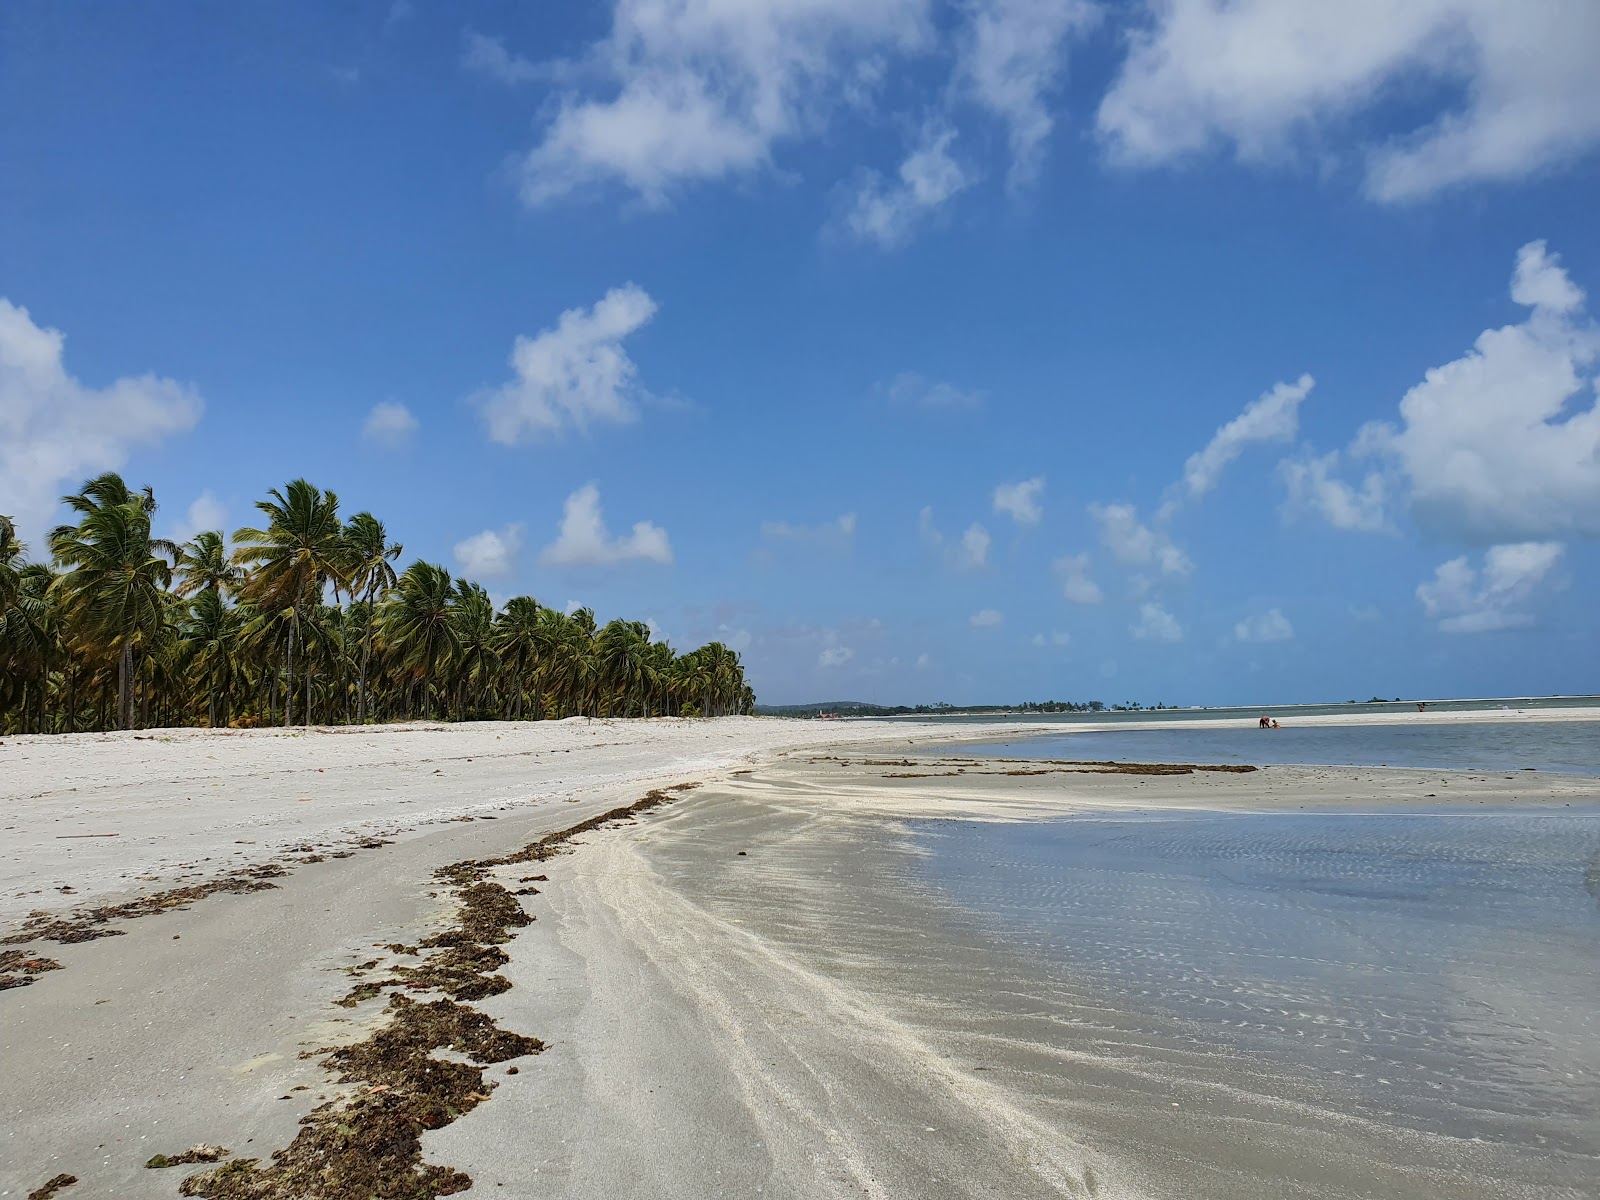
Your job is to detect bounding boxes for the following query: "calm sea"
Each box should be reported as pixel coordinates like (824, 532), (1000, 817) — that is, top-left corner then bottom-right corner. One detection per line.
(964, 717), (1600, 776)
(913, 806), (1600, 1186)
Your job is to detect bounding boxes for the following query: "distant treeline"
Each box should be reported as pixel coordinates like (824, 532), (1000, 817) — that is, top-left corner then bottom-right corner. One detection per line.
(756, 699), (1174, 718)
(1, 474), (753, 734)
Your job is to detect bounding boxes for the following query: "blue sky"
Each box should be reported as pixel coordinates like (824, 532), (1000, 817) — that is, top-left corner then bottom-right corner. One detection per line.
(3, 0), (1598, 706)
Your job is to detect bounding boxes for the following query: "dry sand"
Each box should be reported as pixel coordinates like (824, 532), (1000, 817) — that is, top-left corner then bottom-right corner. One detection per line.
(2, 712), (1595, 1198)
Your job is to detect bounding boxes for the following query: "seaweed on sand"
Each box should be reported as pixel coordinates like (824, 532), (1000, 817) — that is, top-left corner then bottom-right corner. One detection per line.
(0, 950), (64, 990)
(27, 1176), (76, 1200)
(1, 865), (288, 949)
(180, 782), (700, 1200)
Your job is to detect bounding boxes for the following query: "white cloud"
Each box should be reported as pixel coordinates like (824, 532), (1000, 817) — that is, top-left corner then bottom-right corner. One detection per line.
(844, 123), (973, 248)
(454, 523), (525, 579)
(480, 284), (659, 444)
(1054, 552), (1103, 604)
(1090, 502), (1192, 576)
(177, 490), (228, 541)
(761, 513), (857, 544)
(1131, 602), (1183, 642)
(1234, 608), (1294, 643)
(970, 608), (1004, 627)
(0, 298), (203, 540)
(1416, 541), (1564, 633)
(883, 371), (985, 410)
(919, 507), (990, 570)
(992, 476), (1044, 524)
(1359, 241), (1600, 542)
(1279, 450), (1391, 533)
(915, 651), (932, 668)
(540, 483), (673, 568)
(819, 644), (856, 668)
(461, 31), (541, 85)
(1031, 630), (1072, 648)
(715, 623), (753, 653)
(363, 400), (419, 448)
(1182, 375), (1312, 499)
(1097, 0), (1600, 202)
(957, 0), (1100, 188)
(958, 523), (991, 569)
(516, 0), (930, 207)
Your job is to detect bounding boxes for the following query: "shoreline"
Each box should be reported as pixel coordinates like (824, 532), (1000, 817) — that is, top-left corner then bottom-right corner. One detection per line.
(3, 722), (1597, 1197)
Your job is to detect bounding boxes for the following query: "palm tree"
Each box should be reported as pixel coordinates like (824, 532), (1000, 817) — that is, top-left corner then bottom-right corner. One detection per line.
(183, 588), (246, 728)
(233, 480), (345, 726)
(175, 530), (243, 599)
(378, 561), (457, 720)
(493, 596), (542, 719)
(49, 477), (178, 729)
(449, 580), (498, 719)
(343, 512), (402, 723)
(4, 478), (756, 733)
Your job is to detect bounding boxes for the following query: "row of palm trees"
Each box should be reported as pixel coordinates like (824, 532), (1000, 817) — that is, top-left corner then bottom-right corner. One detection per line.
(0, 474), (754, 734)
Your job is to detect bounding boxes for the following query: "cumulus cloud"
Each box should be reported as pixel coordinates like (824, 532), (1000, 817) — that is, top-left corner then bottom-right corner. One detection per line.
(1097, 0), (1600, 202)
(1417, 541), (1564, 633)
(454, 523), (525, 578)
(540, 483), (673, 567)
(920, 507), (990, 570)
(0, 297), (203, 539)
(1295, 242), (1600, 542)
(970, 608), (1004, 627)
(1234, 608), (1294, 643)
(957, 0), (1100, 188)
(1279, 450), (1391, 533)
(819, 644), (855, 668)
(843, 123), (973, 248)
(460, 31), (541, 85)
(1090, 502), (1192, 576)
(1031, 630), (1072, 648)
(1360, 241), (1600, 542)
(1131, 602), (1183, 642)
(515, 0), (930, 207)
(480, 284), (659, 444)
(1054, 552), (1103, 604)
(1182, 375), (1312, 499)
(761, 513), (857, 544)
(176, 490), (229, 542)
(915, 651), (932, 669)
(363, 400), (419, 448)
(993, 476), (1044, 524)
(883, 371), (985, 410)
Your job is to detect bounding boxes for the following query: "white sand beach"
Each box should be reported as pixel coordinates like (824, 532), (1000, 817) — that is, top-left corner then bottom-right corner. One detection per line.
(3, 711), (1597, 1199)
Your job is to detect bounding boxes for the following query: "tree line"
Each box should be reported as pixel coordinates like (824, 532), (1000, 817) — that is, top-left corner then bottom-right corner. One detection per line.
(0, 474), (754, 734)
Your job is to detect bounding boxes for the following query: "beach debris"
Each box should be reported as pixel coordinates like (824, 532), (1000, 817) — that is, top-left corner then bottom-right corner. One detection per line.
(147, 1146), (231, 1168)
(0, 951), (65, 990)
(180, 782), (700, 1200)
(27, 1175), (77, 1200)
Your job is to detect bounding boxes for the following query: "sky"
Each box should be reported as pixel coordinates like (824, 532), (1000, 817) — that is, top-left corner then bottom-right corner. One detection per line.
(2, 1), (1598, 708)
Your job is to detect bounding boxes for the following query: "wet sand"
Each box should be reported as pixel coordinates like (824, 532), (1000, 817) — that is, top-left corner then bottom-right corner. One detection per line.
(3, 720), (1597, 1198)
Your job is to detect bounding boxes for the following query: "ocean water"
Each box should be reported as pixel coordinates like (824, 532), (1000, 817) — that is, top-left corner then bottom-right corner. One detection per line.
(965, 718), (1600, 776)
(913, 806), (1600, 1180)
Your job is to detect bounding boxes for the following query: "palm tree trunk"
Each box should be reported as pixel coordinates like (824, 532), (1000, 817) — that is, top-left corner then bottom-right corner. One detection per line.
(284, 614), (297, 727)
(119, 643), (133, 729)
(358, 584), (375, 723)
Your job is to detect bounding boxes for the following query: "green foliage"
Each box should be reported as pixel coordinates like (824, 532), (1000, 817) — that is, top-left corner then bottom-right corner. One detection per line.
(0, 474), (753, 734)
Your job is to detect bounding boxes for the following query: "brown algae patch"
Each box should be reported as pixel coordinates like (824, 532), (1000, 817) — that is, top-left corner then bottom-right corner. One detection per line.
(879, 760), (1258, 779)
(27, 1175), (77, 1200)
(0, 949), (64, 990)
(1, 865), (289, 949)
(147, 1146), (231, 1168)
(179, 783), (699, 1199)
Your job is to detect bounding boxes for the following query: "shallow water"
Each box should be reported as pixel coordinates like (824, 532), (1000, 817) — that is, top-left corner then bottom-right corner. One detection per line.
(968, 719), (1600, 776)
(914, 806), (1600, 1175)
